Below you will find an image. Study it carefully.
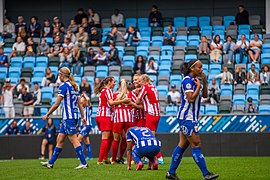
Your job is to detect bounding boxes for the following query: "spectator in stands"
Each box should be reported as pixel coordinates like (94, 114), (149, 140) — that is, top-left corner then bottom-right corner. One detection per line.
(210, 35), (223, 63)
(86, 48), (96, 66)
(10, 36), (26, 58)
(107, 44), (120, 66)
(71, 46), (84, 75)
(48, 36), (63, 58)
(216, 66), (233, 85)
(103, 27), (118, 46)
(2, 17), (15, 38)
(148, 5), (162, 27)
(1, 78), (15, 118)
(88, 8), (101, 28)
(39, 118), (56, 160)
(167, 84), (180, 106)
(145, 57), (158, 75)
(75, 27), (89, 48)
(5, 120), (20, 135)
(0, 47), (8, 67)
(163, 25), (176, 45)
(81, 17), (91, 33)
(33, 82), (41, 116)
(111, 9), (124, 27)
(68, 19), (78, 33)
(74, 8), (88, 25)
(133, 55), (145, 75)
(247, 64), (260, 85)
(199, 36), (210, 55)
(41, 67), (56, 87)
(52, 17), (65, 33)
(65, 29), (76, 44)
(248, 34), (262, 63)
(204, 88), (219, 105)
(235, 34), (249, 63)
(246, 97), (256, 113)
(80, 78), (92, 97)
(123, 26), (141, 47)
(15, 16), (27, 35)
(208, 78), (220, 94)
(25, 45), (36, 57)
(26, 37), (38, 54)
(59, 47), (72, 68)
(52, 27), (64, 43)
(16, 26), (28, 43)
(22, 87), (34, 117)
(17, 79), (30, 99)
(235, 5), (249, 25)
(37, 38), (50, 56)
(28, 16), (41, 38)
(260, 65), (270, 85)
(41, 18), (53, 37)
(21, 121), (33, 135)
(223, 35), (236, 64)
(234, 66), (246, 85)
(89, 27), (101, 46)
(62, 37), (74, 51)
(93, 47), (108, 65)
(92, 77), (100, 98)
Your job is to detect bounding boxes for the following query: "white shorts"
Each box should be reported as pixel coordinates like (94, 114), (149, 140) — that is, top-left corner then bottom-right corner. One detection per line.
(4, 107), (15, 118)
(23, 106), (34, 116)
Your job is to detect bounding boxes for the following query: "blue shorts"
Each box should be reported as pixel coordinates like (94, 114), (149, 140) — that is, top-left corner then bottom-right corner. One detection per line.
(133, 145), (160, 162)
(79, 125), (91, 137)
(178, 119), (199, 137)
(59, 119), (78, 135)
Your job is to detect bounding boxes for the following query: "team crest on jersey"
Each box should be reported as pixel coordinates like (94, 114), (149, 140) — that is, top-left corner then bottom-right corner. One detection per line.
(181, 125), (188, 135)
(186, 83), (192, 89)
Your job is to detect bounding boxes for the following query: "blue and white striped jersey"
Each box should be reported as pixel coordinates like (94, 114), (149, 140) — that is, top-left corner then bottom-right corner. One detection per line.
(177, 74), (201, 122)
(126, 127), (161, 148)
(80, 106), (92, 126)
(58, 80), (80, 120)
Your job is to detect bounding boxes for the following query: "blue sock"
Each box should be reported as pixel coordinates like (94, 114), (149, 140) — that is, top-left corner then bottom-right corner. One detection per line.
(80, 142), (84, 154)
(168, 146), (185, 174)
(49, 147), (62, 164)
(75, 146), (87, 165)
(132, 151), (141, 164)
(86, 144), (92, 158)
(192, 147), (209, 176)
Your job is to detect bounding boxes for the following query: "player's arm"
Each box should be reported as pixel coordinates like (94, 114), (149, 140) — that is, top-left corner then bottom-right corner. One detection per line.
(78, 96), (86, 124)
(185, 79), (200, 103)
(200, 73), (208, 98)
(42, 95), (63, 121)
(126, 141), (133, 170)
(108, 98), (130, 106)
(129, 101), (144, 109)
(136, 86), (146, 105)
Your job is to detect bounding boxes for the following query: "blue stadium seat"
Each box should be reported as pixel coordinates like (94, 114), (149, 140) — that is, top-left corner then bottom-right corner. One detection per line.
(220, 84), (233, 96)
(258, 105), (270, 114)
(84, 76), (94, 84)
(23, 56), (35, 68)
(201, 25), (212, 31)
(199, 16), (210, 27)
(4, 47), (12, 54)
(175, 39), (187, 47)
(113, 75), (120, 91)
(0, 67), (8, 79)
(10, 57), (23, 68)
(152, 36), (163, 47)
(49, 66), (58, 78)
(102, 46), (110, 52)
(116, 46), (124, 58)
(123, 56), (135, 67)
(233, 94), (246, 107)
(209, 64), (221, 74)
(201, 29), (212, 36)
(247, 84), (259, 95)
(200, 105), (205, 115)
(36, 56), (48, 67)
(213, 25), (225, 36)
(44, 37), (53, 44)
(247, 63), (260, 72)
(188, 35), (200, 41)
(165, 106), (178, 115)
(136, 46), (149, 57)
(161, 46), (173, 56)
(250, 34), (262, 40)
(74, 76), (82, 85)
(102, 27), (111, 36)
(96, 65), (108, 78)
(8, 67), (21, 78)
(139, 37), (151, 46)
(170, 74), (183, 87)
(205, 105), (218, 115)
(223, 16), (235, 27)
(33, 67), (46, 77)
(160, 55), (172, 65)
(186, 16), (198, 27)
(176, 35), (188, 41)
(203, 64), (208, 75)
(31, 77), (43, 86)
(41, 87), (54, 99)
(261, 53), (270, 64)
(174, 17), (185, 28)
(238, 25), (250, 32)
(185, 54), (197, 62)
(246, 94), (258, 105)
(72, 66), (83, 76)
(40, 108), (48, 116)
(9, 77), (19, 84)
(262, 44), (270, 53)
(159, 65), (171, 76)
(139, 27), (151, 37)
(188, 39), (200, 47)
(138, 18), (149, 27)
(92, 106), (98, 116)
(125, 18), (137, 27)
(157, 85), (168, 97)
(235, 54), (248, 64)
(148, 74), (157, 86)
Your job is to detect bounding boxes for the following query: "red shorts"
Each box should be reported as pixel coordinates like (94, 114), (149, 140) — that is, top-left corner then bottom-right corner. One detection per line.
(145, 114), (160, 131)
(96, 116), (113, 131)
(134, 118), (146, 127)
(113, 122), (134, 134)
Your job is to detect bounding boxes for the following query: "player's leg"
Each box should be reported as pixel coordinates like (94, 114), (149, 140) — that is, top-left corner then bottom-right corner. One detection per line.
(83, 136), (93, 160)
(48, 144), (53, 159)
(98, 130), (111, 164)
(111, 131), (121, 163)
(40, 138), (48, 159)
(68, 134), (87, 167)
(48, 133), (66, 165)
(118, 129), (127, 163)
(132, 147), (144, 170)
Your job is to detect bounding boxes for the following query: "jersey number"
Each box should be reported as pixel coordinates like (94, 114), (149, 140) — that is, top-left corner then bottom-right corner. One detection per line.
(151, 88), (159, 101)
(72, 95), (78, 108)
(140, 129), (151, 137)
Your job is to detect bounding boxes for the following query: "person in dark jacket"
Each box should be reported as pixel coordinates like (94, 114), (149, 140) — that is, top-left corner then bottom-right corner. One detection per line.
(108, 44), (120, 66)
(148, 5), (163, 27)
(74, 8), (88, 25)
(235, 5), (249, 25)
(133, 55), (145, 75)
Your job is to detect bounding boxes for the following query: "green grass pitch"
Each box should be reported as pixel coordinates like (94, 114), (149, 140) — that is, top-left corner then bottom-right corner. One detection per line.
(0, 157), (270, 179)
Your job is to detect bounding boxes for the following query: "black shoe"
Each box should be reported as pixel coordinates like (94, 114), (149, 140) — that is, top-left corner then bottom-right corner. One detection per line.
(103, 159), (111, 164)
(116, 157), (125, 164)
(166, 172), (181, 180)
(204, 172), (219, 180)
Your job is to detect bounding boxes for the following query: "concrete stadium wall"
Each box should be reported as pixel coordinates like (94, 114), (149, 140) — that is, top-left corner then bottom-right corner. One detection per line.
(5, 0), (265, 26)
(0, 133), (269, 160)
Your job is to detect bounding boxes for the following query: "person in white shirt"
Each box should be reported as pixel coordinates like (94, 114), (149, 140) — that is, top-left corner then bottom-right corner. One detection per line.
(235, 34), (249, 63)
(3, 17), (15, 38)
(167, 84), (181, 105)
(1, 78), (15, 118)
(33, 82), (41, 116)
(145, 57), (158, 74)
(10, 36), (26, 58)
(248, 34), (262, 63)
(210, 35), (223, 63)
(123, 26), (141, 46)
(111, 9), (124, 27)
(216, 66), (234, 85)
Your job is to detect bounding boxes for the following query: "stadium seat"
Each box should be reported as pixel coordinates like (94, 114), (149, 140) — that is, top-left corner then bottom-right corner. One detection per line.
(96, 65), (108, 78)
(235, 54), (248, 64)
(158, 76), (170, 85)
(258, 105), (270, 114)
(170, 74), (183, 87)
(33, 67), (46, 77)
(199, 16), (210, 27)
(262, 44), (270, 53)
(205, 105), (218, 115)
(102, 27), (111, 36)
(121, 66), (133, 76)
(246, 94), (258, 105)
(139, 37), (151, 46)
(9, 77), (19, 84)
(156, 85), (168, 97)
(185, 54), (197, 62)
(152, 27), (163, 36)
(220, 84), (233, 96)
(125, 18), (137, 27)
(247, 84), (259, 95)
(124, 46), (136, 56)
(148, 55), (160, 63)
(84, 66), (95, 76)
(174, 17), (185, 28)
(249, 15), (260, 26)
(165, 106), (178, 115)
(40, 108), (48, 116)
(260, 85), (270, 95)
(123, 55), (135, 67)
(159, 65), (171, 76)
(10, 57), (23, 68)
(49, 66), (58, 78)
(74, 76), (82, 85)
(0, 67), (8, 79)
(260, 95), (270, 105)
(223, 16), (235, 27)
(152, 36), (163, 47)
(109, 66), (121, 76)
(211, 16), (223, 26)
(202, 64), (208, 75)
(176, 27), (188, 36)
(136, 46), (149, 57)
(48, 56), (60, 67)
(161, 46), (173, 56)
(36, 56), (48, 67)
(175, 39), (187, 47)
(21, 68), (33, 78)
(186, 16), (198, 27)
(247, 63), (260, 72)
(261, 54), (270, 64)
(31, 77), (43, 86)
(41, 87), (54, 99)
(138, 18), (149, 27)
(233, 94), (246, 107)
(200, 105), (205, 115)
(8, 67), (21, 78)
(84, 76), (94, 85)
(160, 55), (172, 65)
(72, 66), (83, 76)
(116, 46), (124, 58)
(23, 56), (36, 68)
(149, 46), (161, 56)
(148, 74), (157, 86)
(92, 106), (98, 117)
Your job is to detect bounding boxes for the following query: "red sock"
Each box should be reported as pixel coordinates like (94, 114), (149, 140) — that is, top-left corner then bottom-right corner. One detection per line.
(104, 135), (113, 160)
(156, 152), (162, 158)
(119, 138), (127, 159)
(111, 140), (119, 162)
(98, 139), (108, 162)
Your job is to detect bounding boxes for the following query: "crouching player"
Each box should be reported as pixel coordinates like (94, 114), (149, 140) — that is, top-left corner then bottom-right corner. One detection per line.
(77, 92), (93, 160)
(126, 127), (161, 171)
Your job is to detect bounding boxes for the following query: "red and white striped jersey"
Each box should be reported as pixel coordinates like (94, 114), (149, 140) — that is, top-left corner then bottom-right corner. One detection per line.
(113, 91), (133, 123)
(138, 83), (160, 116)
(96, 87), (113, 117)
(131, 90), (145, 119)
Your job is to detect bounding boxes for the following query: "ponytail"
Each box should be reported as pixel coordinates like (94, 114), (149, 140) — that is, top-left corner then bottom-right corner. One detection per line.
(141, 74), (154, 84)
(94, 76), (114, 95)
(69, 73), (78, 91)
(118, 79), (127, 100)
(180, 59), (199, 76)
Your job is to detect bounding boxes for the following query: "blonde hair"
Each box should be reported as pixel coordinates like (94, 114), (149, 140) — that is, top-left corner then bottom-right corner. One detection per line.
(81, 78), (90, 88)
(59, 67), (78, 91)
(118, 79), (127, 100)
(46, 67), (53, 78)
(140, 74), (154, 83)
